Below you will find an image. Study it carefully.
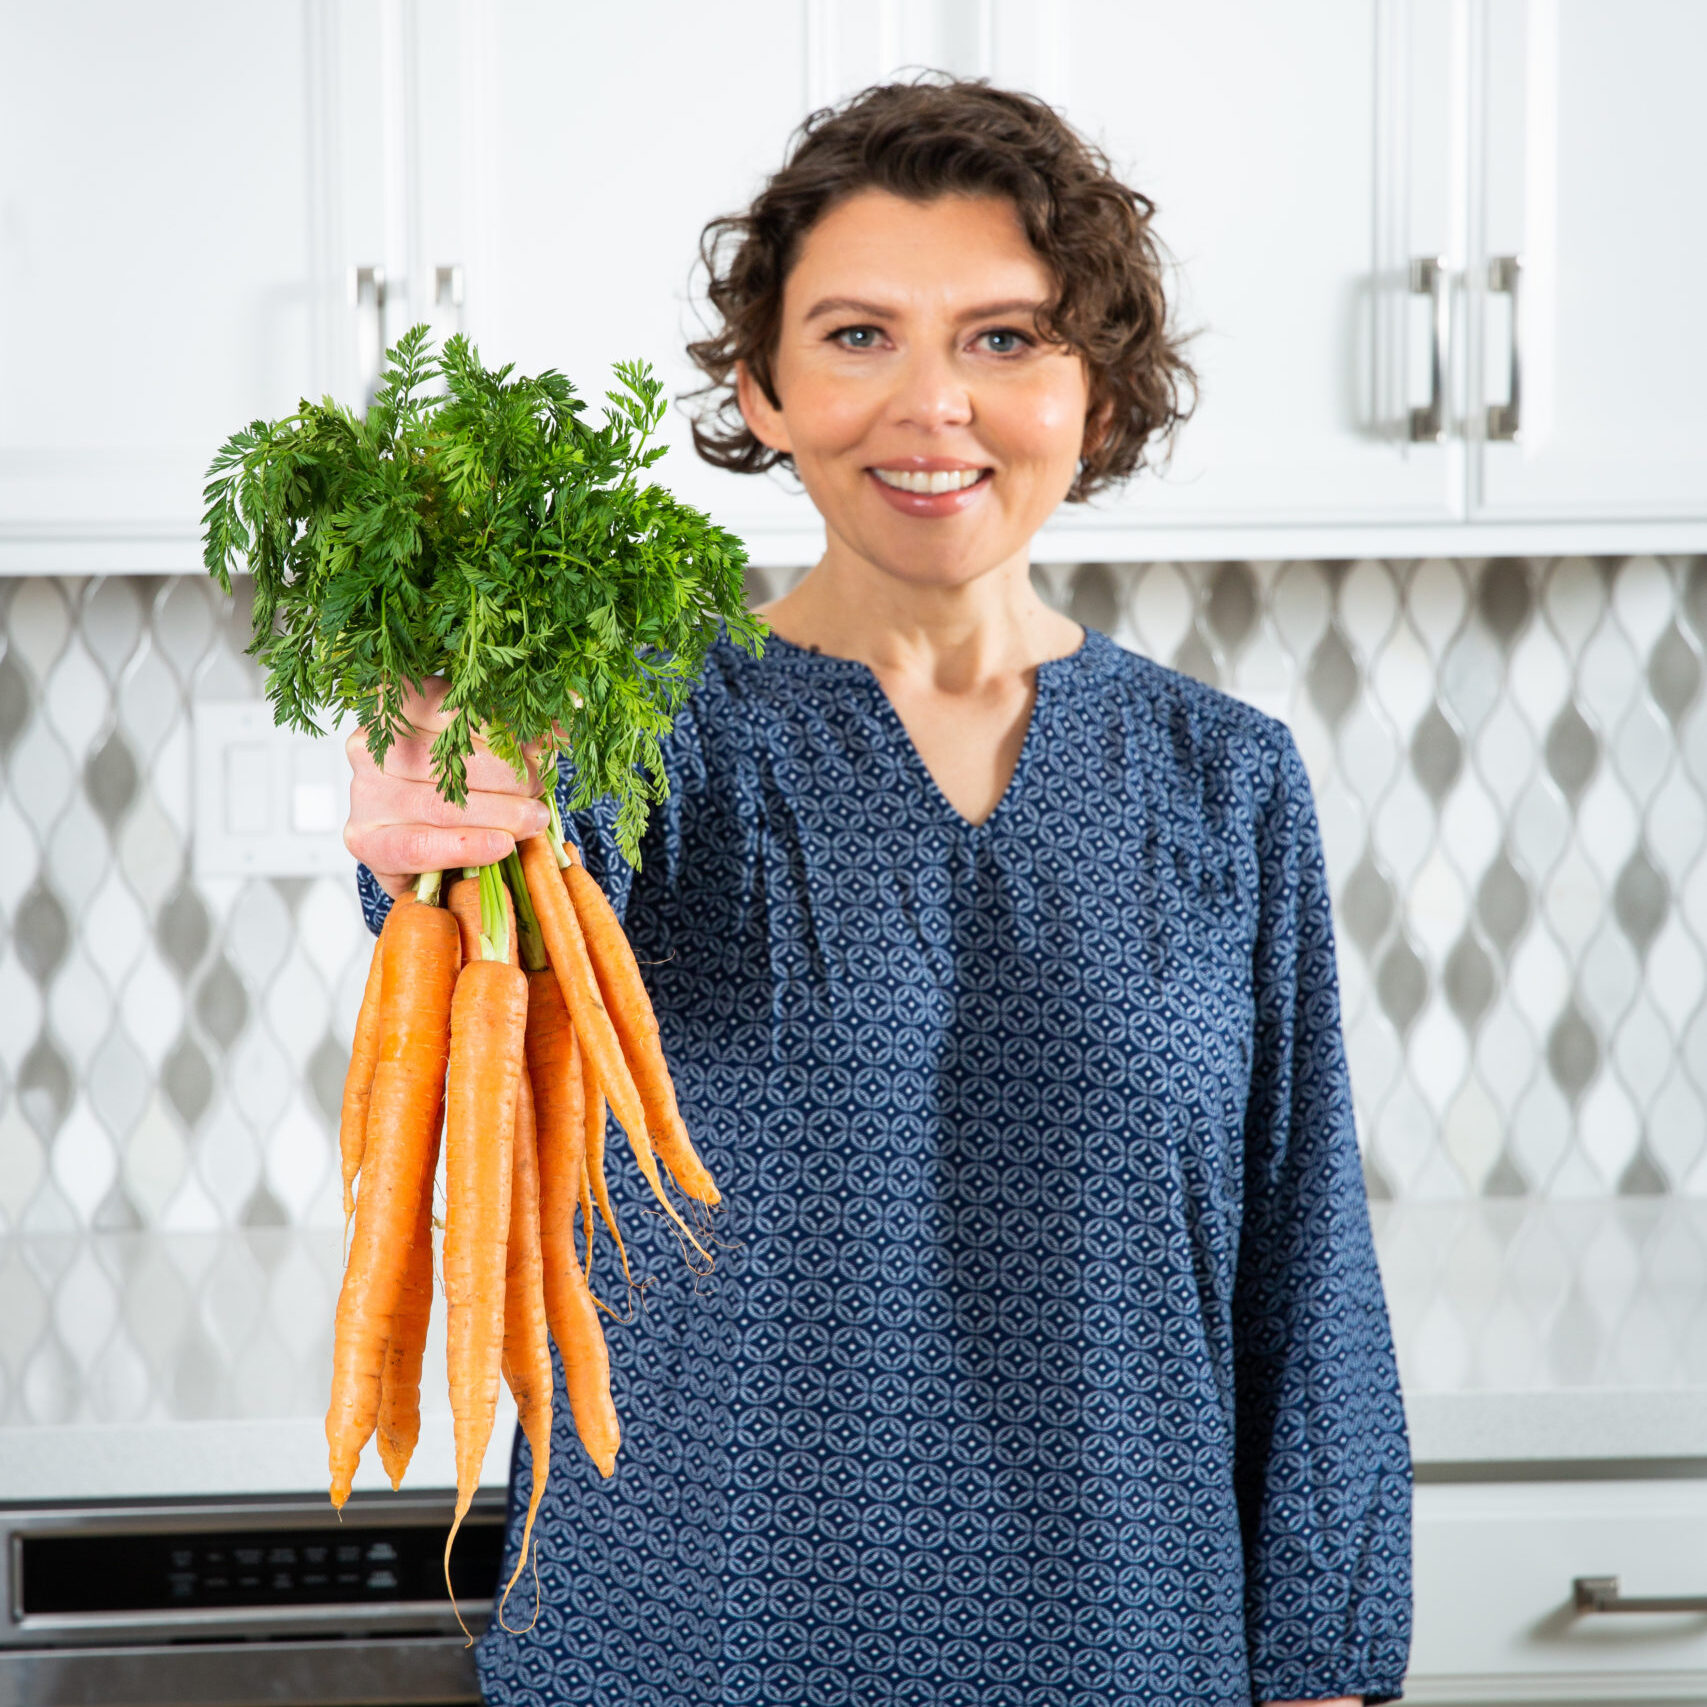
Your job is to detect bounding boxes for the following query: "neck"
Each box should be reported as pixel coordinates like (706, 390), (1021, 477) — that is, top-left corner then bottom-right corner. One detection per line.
(760, 532), (1082, 692)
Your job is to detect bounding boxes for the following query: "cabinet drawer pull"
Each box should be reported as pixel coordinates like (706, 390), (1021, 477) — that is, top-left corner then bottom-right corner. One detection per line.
(1486, 254), (1522, 442)
(1408, 255), (1448, 443)
(1575, 1575), (1707, 1615)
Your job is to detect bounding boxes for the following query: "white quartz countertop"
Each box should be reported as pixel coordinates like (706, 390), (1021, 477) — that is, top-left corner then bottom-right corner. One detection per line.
(5, 1201), (1706, 1503)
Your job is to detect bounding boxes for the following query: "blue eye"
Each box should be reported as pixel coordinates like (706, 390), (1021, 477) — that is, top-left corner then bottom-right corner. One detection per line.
(833, 326), (881, 349)
(979, 328), (1030, 355)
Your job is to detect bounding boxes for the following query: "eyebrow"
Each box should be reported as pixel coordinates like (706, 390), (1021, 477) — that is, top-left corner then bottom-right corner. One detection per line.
(801, 295), (1049, 323)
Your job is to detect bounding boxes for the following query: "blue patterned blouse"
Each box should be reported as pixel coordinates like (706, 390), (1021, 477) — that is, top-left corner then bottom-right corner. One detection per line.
(359, 627), (1412, 1705)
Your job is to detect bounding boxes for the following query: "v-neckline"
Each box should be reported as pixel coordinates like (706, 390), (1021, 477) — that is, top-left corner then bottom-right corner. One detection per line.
(764, 629), (1094, 835)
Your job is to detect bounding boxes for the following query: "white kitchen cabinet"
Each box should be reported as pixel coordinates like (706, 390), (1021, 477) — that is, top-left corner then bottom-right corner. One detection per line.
(1052, 0), (1462, 536)
(3, 0), (1704, 574)
(0, 1), (406, 573)
(1409, 1478), (1707, 1706)
(1469, 0), (1707, 524)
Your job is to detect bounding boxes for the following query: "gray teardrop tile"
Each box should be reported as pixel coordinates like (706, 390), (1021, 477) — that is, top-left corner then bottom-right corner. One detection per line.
(1476, 849), (1532, 957)
(1305, 626), (1358, 727)
(1477, 558), (1533, 647)
(1546, 1286), (1601, 1384)
(0, 650), (31, 759)
(1066, 563), (1121, 635)
(1375, 935), (1428, 1036)
(1171, 628), (1219, 689)
(84, 729), (139, 830)
(12, 884), (70, 981)
(1443, 931), (1497, 1029)
(1362, 1150), (1394, 1202)
(240, 1184), (289, 1228)
(1205, 561), (1257, 654)
(741, 565), (775, 609)
(17, 1037), (72, 1140)
(1546, 1001), (1600, 1103)
(1340, 853), (1395, 954)
(307, 1034), (347, 1126)
(194, 957), (249, 1050)
(1410, 703), (1463, 802)
(156, 884), (212, 978)
(92, 1182), (144, 1232)
(272, 877), (309, 916)
(1683, 556), (1707, 648)
(1543, 703), (1599, 804)
(162, 1036), (214, 1129)
(1647, 619), (1701, 725)
(1618, 1146), (1669, 1195)
(1482, 1150), (1529, 1196)
(1613, 845), (1668, 955)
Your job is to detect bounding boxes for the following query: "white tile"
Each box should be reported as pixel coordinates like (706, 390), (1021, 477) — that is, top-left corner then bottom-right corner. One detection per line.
(121, 1091), (190, 1226)
(49, 1101), (116, 1224)
(0, 1106), (46, 1232)
(1442, 1074), (1504, 1193)
(8, 717), (74, 840)
(1541, 556), (1607, 652)
(1611, 555), (1675, 654)
(1369, 620), (1434, 741)
(263, 1098), (333, 1225)
(45, 789), (113, 916)
(41, 638), (108, 762)
(84, 870), (148, 986)
(48, 948), (112, 1074)
(118, 955), (184, 1073)
(83, 578), (146, 680)
(1507, 620), (1573, 731)
(1340, 560), (1400, 658)
(115, 642), (182, 762)
(1577, 1074), (1641, 1191)
(1268, 559), (1332, 658)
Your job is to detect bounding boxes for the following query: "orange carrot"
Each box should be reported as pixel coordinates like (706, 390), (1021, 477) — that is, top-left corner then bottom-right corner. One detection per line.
(339, 892), (413, 1225)
(581, 1046), (628, 1287)
(563, 858), (718, 1205)
(525, 967), (621, 1474)
(498, 1067), (552, 1630)
(447, 874), (517, 968)
(376, 1108), (442, 1489)
(441, 956), (528, 1587)
(327, 899), (458, 1508)
(518, 834), (707, 1262)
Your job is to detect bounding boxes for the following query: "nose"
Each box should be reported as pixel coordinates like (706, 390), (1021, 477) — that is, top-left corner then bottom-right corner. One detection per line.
(888, 342), (973, 432)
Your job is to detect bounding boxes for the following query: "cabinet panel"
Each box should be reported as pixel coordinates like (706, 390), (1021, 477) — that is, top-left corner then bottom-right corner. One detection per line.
(460, 0), (822, 555)
(1410, 1479), (1707, 1703)
(1471, 0), (1707, 521)
(0, 2), (338, 543)
(1052, 0), (1459, 536)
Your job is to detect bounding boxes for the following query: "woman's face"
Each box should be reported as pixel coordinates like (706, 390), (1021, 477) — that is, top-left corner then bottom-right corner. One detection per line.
(738, 189), (1091, 588)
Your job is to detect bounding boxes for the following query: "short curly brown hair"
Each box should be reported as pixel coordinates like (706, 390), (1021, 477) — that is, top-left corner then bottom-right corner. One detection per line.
(686, 77), (1194, 503)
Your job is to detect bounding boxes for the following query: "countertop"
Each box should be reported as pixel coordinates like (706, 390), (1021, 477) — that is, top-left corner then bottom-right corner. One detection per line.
(3, 1200), (1704, 1503)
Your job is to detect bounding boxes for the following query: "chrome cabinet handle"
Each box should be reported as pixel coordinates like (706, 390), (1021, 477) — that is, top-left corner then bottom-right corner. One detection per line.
(1486, 254), (1522, 442)
(1408, 256), (1448, 444)
(351, 265), (388, 404)
(1575, 1575), (1707, 1615)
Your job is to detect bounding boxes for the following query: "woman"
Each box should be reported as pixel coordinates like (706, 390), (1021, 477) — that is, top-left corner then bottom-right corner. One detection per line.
(349, 81), (1411, 1707)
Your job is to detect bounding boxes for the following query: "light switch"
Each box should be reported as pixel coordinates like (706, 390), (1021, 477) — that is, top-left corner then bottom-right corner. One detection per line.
(194, 704), (355, 877)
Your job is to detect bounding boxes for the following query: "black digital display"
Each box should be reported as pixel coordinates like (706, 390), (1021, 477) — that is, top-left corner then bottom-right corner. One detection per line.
(20, 1517), (505, 1614)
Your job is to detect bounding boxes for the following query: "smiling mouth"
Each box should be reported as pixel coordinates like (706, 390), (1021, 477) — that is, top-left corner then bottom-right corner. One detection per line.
(870, 467), (990, 495)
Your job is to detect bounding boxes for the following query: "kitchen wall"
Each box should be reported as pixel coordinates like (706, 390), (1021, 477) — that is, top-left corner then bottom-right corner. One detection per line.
(3, 554), (1705, 1425)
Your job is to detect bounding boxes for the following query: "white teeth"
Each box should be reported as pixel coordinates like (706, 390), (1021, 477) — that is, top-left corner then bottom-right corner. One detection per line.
(872, 467), (985, 494)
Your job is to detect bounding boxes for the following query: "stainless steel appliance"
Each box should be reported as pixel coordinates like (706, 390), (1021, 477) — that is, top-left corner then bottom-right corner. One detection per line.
(0, 1491), (505, 1706)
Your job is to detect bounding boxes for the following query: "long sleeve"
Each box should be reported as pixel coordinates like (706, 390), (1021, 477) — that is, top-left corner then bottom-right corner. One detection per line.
(1234, 727), (1413, 1704)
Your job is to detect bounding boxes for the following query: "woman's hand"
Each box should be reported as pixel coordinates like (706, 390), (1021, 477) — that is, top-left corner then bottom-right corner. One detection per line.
(344, 678), (552, 900)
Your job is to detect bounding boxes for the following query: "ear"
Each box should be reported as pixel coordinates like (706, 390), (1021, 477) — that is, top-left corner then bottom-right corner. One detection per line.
(1082, 392), (1114, 461)
(736, 360), (793, 457)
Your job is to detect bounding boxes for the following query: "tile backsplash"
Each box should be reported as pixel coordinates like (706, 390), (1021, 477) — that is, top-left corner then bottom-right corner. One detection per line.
(4, 558), (1705, 1244)
(3, 558), (1705, 1426)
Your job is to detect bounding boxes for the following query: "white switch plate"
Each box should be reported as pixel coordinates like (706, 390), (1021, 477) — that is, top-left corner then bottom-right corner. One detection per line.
(193, 703), (355, 878)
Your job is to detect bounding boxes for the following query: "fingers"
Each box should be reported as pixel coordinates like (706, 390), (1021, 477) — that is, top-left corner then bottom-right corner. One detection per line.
(348, 821), (524, 887)
(345, 722), (550, 796)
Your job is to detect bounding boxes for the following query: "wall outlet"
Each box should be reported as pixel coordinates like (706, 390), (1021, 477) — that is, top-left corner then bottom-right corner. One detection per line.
(193, 703), (354, 878)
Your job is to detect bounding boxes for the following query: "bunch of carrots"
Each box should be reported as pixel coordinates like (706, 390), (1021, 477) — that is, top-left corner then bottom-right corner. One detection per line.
(327, 791), (718, 1626)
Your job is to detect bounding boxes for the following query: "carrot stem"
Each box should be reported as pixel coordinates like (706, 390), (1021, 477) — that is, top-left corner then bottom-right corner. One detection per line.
(504, 850), (546, 972)
(414, 869), (443, 906)
(478, 861), (510, 964)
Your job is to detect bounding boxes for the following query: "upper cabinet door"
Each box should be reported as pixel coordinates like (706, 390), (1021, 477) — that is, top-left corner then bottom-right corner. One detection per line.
(0, 1), (391, 566)
(443, 0), (824, 563)
(1053, 0), (1459, 539)
(1471, 0), (1707, 521)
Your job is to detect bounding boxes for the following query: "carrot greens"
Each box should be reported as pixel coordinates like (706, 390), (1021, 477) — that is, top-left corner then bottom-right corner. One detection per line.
(202, 324), (763, 864)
